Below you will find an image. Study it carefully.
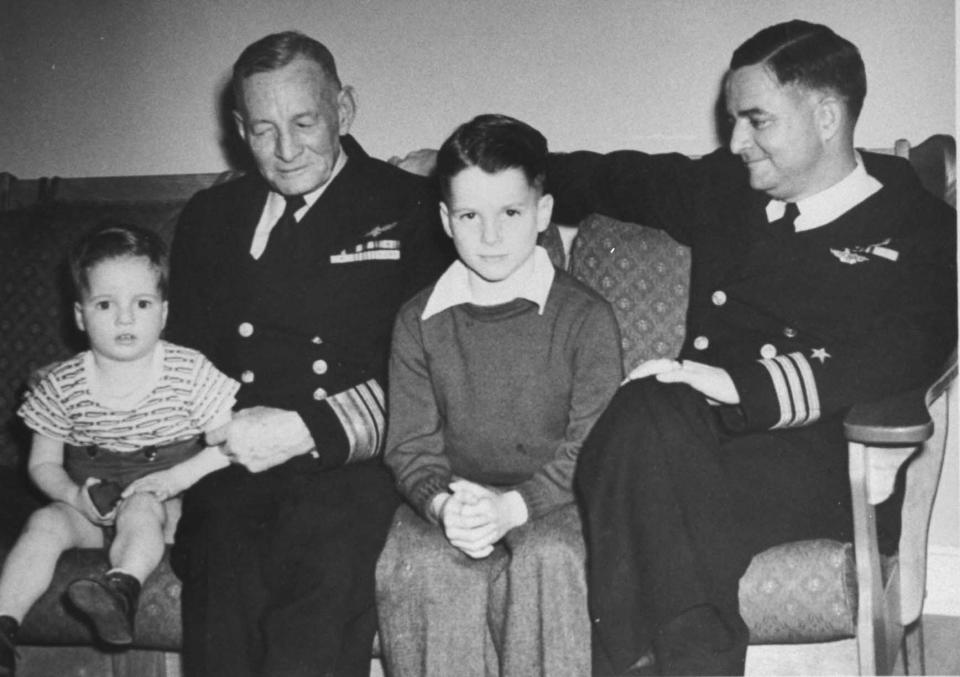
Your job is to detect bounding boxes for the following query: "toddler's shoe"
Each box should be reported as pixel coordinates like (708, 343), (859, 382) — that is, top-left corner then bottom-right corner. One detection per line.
(0, 615), (18, 677)
(66, 571), (140, 645)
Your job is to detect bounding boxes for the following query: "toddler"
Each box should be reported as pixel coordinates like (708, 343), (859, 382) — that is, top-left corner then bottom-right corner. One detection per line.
(0, 223), (238, 675)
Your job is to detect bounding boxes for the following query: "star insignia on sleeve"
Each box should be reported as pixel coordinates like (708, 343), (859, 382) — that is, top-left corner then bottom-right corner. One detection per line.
(811, 347), (831, 364)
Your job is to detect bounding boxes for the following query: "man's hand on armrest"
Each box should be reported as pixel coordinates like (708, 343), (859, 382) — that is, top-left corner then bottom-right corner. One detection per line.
(206, 406), (314, 473)
(387, 149), (438, 177)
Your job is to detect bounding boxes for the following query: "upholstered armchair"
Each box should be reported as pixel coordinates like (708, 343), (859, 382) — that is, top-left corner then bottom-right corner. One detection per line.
(543, 135), (956, 676)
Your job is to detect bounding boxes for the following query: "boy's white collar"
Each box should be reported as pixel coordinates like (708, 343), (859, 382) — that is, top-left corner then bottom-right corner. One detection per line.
(421, 246), (555, 320)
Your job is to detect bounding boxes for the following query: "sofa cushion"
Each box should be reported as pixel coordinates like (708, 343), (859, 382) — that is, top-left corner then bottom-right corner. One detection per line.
(0, 201), (185, 468)
(568, 214), (690, 372)
(739, 539), (857, 643)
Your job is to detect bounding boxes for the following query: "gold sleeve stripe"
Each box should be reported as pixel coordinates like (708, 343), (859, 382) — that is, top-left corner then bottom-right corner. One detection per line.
(759, 352), (821, 429)
(760, 357), (793, 429)
(791, 352), (821, 425)
(326, 379), (386, 463)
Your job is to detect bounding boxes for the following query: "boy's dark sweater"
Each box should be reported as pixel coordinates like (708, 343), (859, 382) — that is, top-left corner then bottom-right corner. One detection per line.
(386, 269), (622, 520)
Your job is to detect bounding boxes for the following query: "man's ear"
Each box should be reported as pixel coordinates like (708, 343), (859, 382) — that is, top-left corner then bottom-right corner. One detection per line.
(73, 302), (85, 333)
(233, 110), (248, 143)
(337, 86), (358, 136)
(536, 193), (554, 233)
(815, 95), (844, 142)
(439, 201), (453, 239)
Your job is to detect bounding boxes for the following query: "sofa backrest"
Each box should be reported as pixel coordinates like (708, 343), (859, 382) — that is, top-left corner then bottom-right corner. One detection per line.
(540, 218), (690, 374)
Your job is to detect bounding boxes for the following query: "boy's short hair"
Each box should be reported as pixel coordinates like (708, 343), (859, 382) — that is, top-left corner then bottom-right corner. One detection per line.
(69, 223), (169, 301)
(436, 114), (548, 201)
(730, 20), (867, 122)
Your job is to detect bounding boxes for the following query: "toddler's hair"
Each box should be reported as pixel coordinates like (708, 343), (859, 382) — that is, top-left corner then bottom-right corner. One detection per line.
(69, 223), (170, 301)
(436, 113), (548, 201)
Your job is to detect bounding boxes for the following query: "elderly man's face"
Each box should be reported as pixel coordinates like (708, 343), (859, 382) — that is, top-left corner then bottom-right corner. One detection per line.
(725, 64), (828, 201)
(235, 57), (354, 196)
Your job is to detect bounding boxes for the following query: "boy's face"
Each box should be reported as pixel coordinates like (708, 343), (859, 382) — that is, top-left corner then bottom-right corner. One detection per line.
(74, 255), (168, 365)
(440, 166), (553, 285)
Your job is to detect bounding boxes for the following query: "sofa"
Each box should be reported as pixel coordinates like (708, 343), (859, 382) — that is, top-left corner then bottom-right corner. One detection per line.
(0, 135), (954, 677)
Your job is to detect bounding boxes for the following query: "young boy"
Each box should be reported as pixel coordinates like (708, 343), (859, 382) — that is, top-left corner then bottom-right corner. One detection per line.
(375, 114), (623, 677)
(0, 224), (238, 674)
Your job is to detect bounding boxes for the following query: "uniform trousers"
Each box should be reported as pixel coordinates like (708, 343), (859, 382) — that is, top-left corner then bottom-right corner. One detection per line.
(575, 379), (877, 676)
(375, 502), (591, 677)
(171, 455), (399, 677)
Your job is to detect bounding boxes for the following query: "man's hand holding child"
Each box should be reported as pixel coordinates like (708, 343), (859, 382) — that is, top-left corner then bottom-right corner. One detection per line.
(206, 406), (314, 472)
(122, 467), (189, 503)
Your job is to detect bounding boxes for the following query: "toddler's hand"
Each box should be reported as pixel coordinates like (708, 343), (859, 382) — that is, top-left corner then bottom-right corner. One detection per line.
(122, 467), (187, 502)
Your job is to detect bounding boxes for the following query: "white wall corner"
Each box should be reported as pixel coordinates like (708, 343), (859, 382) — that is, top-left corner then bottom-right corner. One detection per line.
(923, 546), (960, 616)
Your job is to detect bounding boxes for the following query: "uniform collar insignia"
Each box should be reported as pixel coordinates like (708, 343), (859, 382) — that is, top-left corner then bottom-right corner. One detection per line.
(830, 248), (869, 264)
(830, 238), (899, 265)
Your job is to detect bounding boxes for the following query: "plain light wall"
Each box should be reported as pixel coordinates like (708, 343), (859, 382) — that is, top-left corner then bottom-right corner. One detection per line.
(1, 1), (957, 549)
(1, 0), (955, 177)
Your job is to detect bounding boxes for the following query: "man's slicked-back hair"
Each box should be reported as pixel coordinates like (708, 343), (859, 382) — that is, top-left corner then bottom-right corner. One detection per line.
(232, 31), (341, 110)
(730, 20), (867, 121)
(436, 114), (549, 201)
(70, 223), (169, 301)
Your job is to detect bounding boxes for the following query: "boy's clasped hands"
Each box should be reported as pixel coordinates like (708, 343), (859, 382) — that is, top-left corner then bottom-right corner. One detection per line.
(433, 480), (529, 559)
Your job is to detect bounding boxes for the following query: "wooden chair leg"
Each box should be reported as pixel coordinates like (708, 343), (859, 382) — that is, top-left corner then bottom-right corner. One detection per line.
(902, 619), (926, 675)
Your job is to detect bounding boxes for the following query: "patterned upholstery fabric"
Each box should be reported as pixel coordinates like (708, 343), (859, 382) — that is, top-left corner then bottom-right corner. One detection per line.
(567, 214), (690, 373)
(15, 547), (183, 650)
(739, 539), (857, 643)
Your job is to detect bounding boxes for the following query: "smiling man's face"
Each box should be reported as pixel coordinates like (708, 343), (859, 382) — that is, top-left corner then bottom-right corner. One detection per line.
(235, 57), (353, 196)
(725, 63), (829, 201)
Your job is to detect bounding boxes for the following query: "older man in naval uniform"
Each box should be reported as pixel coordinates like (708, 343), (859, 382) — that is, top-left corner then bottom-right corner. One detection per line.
(167, 31), (451, 677)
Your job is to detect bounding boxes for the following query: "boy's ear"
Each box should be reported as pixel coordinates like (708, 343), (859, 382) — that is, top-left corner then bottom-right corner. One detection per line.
(536, 193), (554, 233)
(161, 300), (169, 329)
(73, 302), (85, 332)
(439, 201), (454, 239)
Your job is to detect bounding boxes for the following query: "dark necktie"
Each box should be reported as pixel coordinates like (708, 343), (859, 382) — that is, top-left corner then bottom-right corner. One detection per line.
(260, 194), (306, 266)
(769, 201), (800, 237)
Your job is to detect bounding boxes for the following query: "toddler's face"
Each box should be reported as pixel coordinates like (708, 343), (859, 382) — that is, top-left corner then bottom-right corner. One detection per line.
(440, 166), (552, 285)
(74, 255), (167, 364)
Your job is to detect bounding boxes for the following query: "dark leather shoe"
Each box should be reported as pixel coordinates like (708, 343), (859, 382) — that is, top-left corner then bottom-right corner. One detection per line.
(0, 615), (18, 677)
(66, 571), (141, 645)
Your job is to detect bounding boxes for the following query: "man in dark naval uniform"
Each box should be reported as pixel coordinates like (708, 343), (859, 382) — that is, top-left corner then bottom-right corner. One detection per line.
(547, 20), (957, 676)
(166, 31), (451, 677)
